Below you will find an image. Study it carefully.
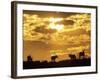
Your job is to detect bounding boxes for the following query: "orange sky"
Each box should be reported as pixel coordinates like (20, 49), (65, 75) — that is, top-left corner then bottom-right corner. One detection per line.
(23, 10), (91, 61)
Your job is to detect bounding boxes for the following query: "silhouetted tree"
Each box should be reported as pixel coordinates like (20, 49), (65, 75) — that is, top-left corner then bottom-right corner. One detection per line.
(51, 55), (58, 62)
(69, 54), (76, 60)
(27, 55), (33, 62)
(79, 50), (85, 59)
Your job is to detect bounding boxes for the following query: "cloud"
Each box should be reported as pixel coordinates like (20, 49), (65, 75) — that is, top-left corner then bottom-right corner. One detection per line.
(66, 45), (90, 54)
(23, 11), (91, 51)
(62, 28), (90, 37)
(55, 19), (74, 25)
(24, 31), (43, 41)
(34, 27), (57, 34)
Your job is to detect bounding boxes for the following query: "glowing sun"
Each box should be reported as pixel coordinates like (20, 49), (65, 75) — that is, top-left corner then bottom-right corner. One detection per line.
(49, 17), (64, 31)
(49, 23), (64, 31)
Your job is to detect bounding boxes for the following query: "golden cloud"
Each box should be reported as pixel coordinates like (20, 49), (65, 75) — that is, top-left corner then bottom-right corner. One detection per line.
(23, 11), (91, 58)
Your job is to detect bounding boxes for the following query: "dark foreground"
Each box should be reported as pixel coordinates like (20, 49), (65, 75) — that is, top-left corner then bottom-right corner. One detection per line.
(23, 58), (91, 69)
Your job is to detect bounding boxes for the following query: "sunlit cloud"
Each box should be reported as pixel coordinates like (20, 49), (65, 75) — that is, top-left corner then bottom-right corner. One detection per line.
(48, 23), (64, 31)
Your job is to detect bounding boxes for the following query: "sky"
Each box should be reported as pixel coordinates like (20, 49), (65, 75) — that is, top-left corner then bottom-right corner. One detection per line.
(23, 10), (91, 62)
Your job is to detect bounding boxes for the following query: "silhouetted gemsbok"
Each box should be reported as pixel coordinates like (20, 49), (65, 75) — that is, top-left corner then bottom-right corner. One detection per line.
(27, 55), (33, 62)
(51, 55), (58, 62)
(69, 54), (76, 60)
(79, 50), (85, 59)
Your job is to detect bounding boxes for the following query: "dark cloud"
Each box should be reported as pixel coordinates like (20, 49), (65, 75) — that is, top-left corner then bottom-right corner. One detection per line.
(29, 23), (35, 26)
(87, 30), (91, 35)
(83, 20), (90, 24)
(23, 10), (81, 18)
(34, 27), (57, 34)
(30, 32), (39, 36)
(40, 37), (50, 40)
(40, 35), (51, 41)
(62, 28), (89, 36)
(55, 20), (74, 25)
(44, 21), (50, 25)
(79, 20), (90, 26)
